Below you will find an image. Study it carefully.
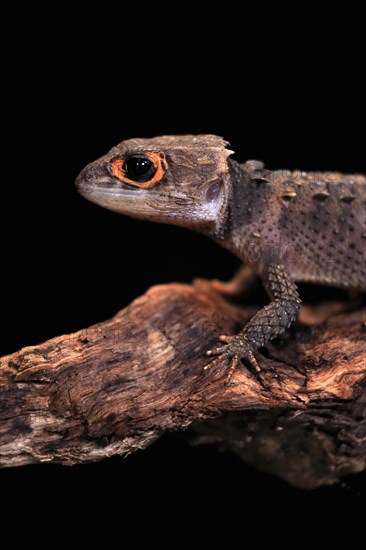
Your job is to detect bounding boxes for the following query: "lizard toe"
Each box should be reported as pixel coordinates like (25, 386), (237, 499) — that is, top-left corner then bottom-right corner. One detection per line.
(204, 335), (262, 380)
(206, 344), (230, 357)
(218, 334), (235, 343)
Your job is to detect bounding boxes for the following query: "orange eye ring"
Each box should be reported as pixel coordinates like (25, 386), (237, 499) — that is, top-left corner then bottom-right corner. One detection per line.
(111, 152), (168, 189)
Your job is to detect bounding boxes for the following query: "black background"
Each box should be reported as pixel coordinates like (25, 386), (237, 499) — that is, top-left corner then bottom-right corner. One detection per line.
(1, 9), (365, 531)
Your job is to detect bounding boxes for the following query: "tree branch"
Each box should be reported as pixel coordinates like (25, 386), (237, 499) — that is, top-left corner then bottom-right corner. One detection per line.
(0, 283), (365, 488)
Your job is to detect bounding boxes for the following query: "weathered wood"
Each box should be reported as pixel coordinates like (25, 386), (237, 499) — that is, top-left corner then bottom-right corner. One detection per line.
(0, 283), (365, 488)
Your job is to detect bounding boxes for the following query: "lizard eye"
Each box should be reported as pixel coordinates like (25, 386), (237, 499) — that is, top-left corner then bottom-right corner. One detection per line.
(123, 154), (156, 182)
(110, 152), (168, 189)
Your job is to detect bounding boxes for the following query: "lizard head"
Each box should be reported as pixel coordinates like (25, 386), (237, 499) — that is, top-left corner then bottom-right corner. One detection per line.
(76, 135), (233, 233)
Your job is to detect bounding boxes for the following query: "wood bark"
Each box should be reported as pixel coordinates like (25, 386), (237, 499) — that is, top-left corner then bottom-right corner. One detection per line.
(0, 283), (365, 489)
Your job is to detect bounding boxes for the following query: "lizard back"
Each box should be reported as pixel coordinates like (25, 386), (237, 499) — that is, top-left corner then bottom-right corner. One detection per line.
(228, 162), (366, 291)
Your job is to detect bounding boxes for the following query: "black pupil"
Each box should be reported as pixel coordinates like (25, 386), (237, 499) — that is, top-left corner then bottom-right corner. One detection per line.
(123, 154), (156, 183)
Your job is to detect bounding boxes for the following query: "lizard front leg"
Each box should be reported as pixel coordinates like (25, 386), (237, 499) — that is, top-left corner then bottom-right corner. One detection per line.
(205, 264), (301, 383)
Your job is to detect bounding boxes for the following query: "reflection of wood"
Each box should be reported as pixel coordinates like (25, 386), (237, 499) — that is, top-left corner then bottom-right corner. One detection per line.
(0, 283), (365, 489)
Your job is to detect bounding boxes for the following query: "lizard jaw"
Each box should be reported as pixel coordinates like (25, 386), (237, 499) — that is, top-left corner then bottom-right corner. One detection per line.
(76, 178), (157, 219)
(76, 168), (227, 230)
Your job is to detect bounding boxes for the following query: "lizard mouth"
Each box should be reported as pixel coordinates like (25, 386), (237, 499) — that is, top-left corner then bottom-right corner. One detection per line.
(76, 171), (147, 198)
(76, 171), (152, 215)
(81, 187), (148, 201)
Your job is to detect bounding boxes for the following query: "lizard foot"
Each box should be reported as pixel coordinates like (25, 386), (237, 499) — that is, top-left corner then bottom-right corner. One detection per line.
(204, 335), (261, 385)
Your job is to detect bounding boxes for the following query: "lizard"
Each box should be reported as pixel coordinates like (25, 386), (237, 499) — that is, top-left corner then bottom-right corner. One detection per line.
(76, 135), (366, 383)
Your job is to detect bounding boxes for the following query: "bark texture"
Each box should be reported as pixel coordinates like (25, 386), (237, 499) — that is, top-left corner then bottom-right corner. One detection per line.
(0, 283), (365, 489)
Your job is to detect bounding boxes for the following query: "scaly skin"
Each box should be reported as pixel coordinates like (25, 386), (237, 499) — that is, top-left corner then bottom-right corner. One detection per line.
(76, 135), (366, 381)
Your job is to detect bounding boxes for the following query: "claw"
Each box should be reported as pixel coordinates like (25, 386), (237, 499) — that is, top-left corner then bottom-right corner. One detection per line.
(247, 350), (261, 372)
(203, 355), (221, 371)
(225, 354), (241, 385)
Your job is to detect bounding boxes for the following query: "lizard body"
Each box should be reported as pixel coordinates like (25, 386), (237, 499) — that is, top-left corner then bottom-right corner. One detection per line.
(76, 135), (366, 380)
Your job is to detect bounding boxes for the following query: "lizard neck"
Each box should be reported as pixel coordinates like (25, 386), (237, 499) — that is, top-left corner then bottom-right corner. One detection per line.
(211, 159), (250, 249)
(212, 158), (272, 270)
